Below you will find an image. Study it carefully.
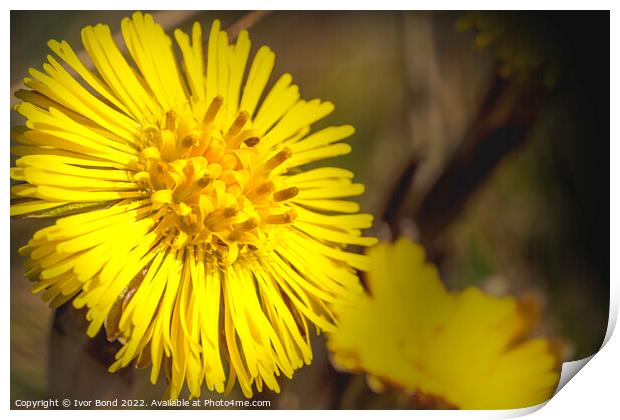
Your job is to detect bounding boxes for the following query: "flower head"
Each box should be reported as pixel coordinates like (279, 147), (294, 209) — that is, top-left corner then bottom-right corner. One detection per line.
(327, 239), (560, 409)
(11, 12), (376, 398)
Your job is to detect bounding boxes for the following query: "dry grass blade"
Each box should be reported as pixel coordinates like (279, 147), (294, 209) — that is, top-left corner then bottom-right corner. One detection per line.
(225, 10), (273, 42)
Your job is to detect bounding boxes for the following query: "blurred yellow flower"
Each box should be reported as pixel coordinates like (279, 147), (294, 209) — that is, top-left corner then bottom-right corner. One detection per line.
(327, 239), (560, 409)
(11, 12), (376, 398)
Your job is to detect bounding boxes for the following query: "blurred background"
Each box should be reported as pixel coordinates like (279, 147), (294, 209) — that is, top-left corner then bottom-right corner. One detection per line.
(10, 10), (609, 409)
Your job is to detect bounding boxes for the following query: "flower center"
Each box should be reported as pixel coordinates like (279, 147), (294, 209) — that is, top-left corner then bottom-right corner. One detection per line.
(133, 96), (298, 265)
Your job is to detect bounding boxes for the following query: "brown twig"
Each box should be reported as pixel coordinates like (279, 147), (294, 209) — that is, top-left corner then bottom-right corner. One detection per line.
(413, 76), (545, 245)
(382, 159), (420, 231)
(225, 10), (273, 42)
(380, 70), (545, 250)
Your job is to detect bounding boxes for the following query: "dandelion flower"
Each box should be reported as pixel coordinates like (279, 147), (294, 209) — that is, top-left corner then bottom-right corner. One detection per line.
(327, 239), (560, 409)
(11, 12), (376, 398)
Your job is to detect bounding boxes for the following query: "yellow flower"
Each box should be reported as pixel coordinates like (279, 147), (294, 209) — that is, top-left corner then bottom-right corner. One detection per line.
(11, 12), (376, 398)
(327, 239), (560, 409)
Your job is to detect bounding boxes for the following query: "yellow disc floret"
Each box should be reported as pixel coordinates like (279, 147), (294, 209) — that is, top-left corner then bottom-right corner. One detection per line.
(134, 97), (300, 265)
